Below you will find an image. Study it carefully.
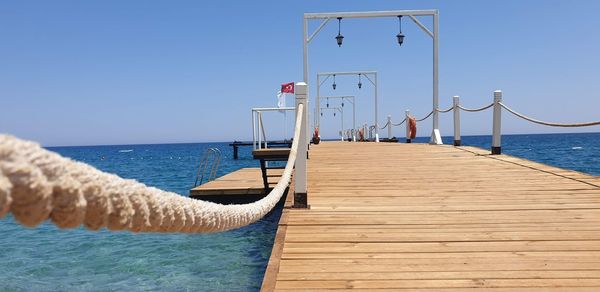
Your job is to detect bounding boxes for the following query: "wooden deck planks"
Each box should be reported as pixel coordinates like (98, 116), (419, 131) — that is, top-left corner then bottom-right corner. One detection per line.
(262, 142), (600, 291)
(189, 167), (282, 197)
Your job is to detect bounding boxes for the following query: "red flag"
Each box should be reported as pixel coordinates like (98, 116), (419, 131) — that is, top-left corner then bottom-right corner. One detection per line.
(281, 82), (294, 94)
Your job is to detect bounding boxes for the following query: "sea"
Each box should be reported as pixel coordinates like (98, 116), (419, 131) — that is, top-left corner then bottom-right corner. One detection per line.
(1, 132), (599, 291)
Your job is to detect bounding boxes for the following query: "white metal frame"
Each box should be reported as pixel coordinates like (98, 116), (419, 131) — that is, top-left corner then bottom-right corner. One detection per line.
(251, 107), (295, 150)
(317, 71), (376, 140)
(318, 95), (356, 141)
(303, 9), (440, 143)
(320, 106), (344, 141)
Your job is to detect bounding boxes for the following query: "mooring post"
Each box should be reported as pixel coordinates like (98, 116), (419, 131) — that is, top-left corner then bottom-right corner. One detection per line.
(233, 145), (239, 159)
(405, 110), (411, 143)
(294, 82), (309, 208)
(492, 90), (502, 155)
(387, 115), (392, 140)
(453, 96), (461, 146)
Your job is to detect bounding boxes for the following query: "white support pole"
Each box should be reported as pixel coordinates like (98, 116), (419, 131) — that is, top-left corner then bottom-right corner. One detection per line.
(352, 98), (356, 141)
(405, 110), (411, 143)
(492, 90), (502, 155)
(374, 72), (380, 142)
(294, 82), (308, 208)
(430, 10), (442, 145)
(387, 115), (392, 140)
(316, 74), (320, 133)
(257, 112), (262, 149)
(252, 111), (257, 150)
(453, 96), (461, 146)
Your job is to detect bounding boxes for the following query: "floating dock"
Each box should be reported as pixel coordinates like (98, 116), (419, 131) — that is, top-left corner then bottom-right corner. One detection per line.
(261, 142), (600, 291)
(190, 168), (282, 204)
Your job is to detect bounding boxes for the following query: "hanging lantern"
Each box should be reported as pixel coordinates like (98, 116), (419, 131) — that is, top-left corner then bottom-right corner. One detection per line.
(332, 74), (337, 90)
(396, 16), (405, 46)
(333, 112), (336, 117)
(320, 112), (323, 117)
(342, 102), (344, 107)
(335, 17), (344, 47)
(358, 73), (362, 89)
(327, 97), (329, 108)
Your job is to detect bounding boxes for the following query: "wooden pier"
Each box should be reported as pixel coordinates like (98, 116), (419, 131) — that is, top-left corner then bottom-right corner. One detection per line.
(190, 168), (282, 204)
(262, 142), (600, 291)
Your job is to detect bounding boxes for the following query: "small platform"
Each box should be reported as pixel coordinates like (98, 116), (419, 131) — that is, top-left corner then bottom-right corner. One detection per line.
(189, 168), (282, 204)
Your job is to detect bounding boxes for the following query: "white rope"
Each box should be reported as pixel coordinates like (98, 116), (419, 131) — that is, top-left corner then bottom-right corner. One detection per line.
(392, 118), (407, 126)
(458, 103), (494, 112)
(415, 111), (434, 122)
(0, 104), (304, 233)
(435, 106), (453, 113)
(500, 102), (600, 127)
(379, 121), (390, 130)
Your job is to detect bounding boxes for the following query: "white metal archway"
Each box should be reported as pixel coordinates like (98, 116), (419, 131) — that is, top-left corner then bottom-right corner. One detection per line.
(303, 9), (441, 144)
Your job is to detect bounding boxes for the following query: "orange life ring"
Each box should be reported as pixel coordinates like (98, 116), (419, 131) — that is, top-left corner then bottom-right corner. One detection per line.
(408, 117), (417, 139)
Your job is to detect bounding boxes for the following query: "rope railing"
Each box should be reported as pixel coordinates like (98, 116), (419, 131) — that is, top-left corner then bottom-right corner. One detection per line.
(0, 104), (305, 233)
(499, 102), (600, 127)
(415, 110), (434, 122)
(379, 121), (390, 130)
(458, 103), (494, 112)
(435, 106), (454, 113)
(392, 118), (407, 126)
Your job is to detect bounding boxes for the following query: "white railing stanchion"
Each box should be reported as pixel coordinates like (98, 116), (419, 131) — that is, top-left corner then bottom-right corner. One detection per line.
(453, 95), (461, 146)
(492, 90), (502, 155)
(294, 82), (309, 208)
(405, 110), (411, 143)
(387, 115), (392, 140)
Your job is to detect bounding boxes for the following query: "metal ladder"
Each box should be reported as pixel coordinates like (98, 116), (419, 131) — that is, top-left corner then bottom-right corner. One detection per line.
(193, 148), (221, 187)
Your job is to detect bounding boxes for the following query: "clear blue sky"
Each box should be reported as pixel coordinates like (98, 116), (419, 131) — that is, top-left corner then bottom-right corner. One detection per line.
(1, 0), (599, 146)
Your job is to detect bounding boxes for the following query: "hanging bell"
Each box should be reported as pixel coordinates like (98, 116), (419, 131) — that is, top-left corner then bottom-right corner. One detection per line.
(358, 82), (362, 89)
(332, 83), (336, 90)
(342, 102), (344, 107)
(320, 112), (323, 117)
(333, 112), (336, 117)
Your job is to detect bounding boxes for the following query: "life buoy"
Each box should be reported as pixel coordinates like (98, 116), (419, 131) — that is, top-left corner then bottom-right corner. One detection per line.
(312, 127), (320, 144)
(408, 117), (417, 139)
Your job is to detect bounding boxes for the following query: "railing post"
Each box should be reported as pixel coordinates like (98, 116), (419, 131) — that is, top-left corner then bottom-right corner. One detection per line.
(387, 115), (392, 140)
(405, 110), (411, 143)
(294, 82), (308, 208)
(492, 90), (502, 155)
(453, 96), (461, 146)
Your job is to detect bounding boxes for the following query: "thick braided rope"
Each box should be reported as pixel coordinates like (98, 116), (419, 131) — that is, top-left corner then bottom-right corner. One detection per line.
(0, 105), (303, 233)
(415, 110), (434, 122)
(458, 103), (494, 112)
(500, 102), (600, 127)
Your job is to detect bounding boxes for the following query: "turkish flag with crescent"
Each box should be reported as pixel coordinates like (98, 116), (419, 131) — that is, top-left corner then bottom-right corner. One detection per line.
(281, 82), (294, 94)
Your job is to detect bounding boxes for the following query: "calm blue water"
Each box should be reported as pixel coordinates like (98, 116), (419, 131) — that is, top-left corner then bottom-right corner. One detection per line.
(1, 133), (599, 291)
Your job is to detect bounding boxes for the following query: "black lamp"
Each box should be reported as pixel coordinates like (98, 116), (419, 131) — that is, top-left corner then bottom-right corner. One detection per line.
(358, 73), (362, 89)
(335, 17), (344, 47)
(332, 74), (336, 90)
(326, 97), (329, 108)
(396, 16), (405, 46)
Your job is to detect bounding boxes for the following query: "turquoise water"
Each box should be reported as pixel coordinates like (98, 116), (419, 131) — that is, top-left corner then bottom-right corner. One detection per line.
(1, 133), (599, 291)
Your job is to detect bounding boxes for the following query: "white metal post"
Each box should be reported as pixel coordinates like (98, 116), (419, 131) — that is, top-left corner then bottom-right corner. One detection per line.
(316, 74), (320, 132)
(252, 111), (257, 150)
(405, 110), (411, 143)
(340, 108), (344, 141)
(352, 97), (356, 141)
(374, 72), (379, 142)
(387, 115), (392, 140)
(453, 96), (461, 146)
(430, 10), (441, 145)
(294, 82), (308, 208)
(492, 90), (502, 155)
